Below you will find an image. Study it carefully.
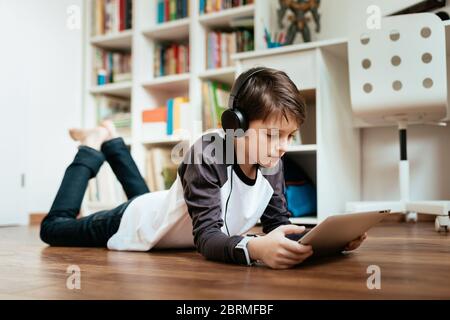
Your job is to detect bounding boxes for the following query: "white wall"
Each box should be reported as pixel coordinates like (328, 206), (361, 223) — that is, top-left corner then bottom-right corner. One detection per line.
(271, 0), (450, 201)
(362, 125), (450, 201)
(0, 0), (83, 224)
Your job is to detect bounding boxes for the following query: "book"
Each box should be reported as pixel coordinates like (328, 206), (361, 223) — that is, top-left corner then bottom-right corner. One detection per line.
(166, 98), (174, 135)
(154, 42), (189, 77)
(206, 28), (253, 69)
(202, 81), (230, 130)
(87, 162), (127, 205)
(199, 0), (254, 14)
(145, 147), (178, 191)
(96, 96), (131, 139)
(165, 96), (189, 135)
(157, 0), (189, 23)
(142, 97), (191, 140)
(142, 107), (168, 141)
(93, 48), (132, 85)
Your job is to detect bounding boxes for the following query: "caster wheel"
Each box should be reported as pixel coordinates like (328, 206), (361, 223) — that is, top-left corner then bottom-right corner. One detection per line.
(435, 217), (449, 233)
(405, 212), (418, 223)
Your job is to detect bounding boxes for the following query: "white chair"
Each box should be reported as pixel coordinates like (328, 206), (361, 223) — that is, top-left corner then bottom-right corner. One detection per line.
(346, 13), (450, 232)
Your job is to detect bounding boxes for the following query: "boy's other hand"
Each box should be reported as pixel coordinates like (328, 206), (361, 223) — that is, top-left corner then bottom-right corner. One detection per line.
(247, 225), (313, 270)
(344, 233), (368, 251)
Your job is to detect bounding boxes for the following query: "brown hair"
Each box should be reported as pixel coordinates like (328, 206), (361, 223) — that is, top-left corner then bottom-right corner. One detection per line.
(233, 67), (306, 127)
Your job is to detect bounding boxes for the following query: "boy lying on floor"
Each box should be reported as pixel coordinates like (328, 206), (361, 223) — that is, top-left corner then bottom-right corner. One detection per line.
(40, 67), (366, 269)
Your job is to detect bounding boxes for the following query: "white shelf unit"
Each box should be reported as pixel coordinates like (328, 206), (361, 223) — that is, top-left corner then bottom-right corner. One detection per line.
(142, 17), (191, 41)
(82, 0), (326, 224)
(89, 81), (133, 98)
(141, 73), (191, 91)
(90, 29), (134, 49)
(233, 38), (361, 225)
(198, 3), (255, 27)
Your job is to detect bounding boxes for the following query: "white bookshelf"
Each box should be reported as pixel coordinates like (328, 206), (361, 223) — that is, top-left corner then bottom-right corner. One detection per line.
(82, 0), (325, 224)
(290, 217), (318, 225)
(142, 17), (191, 41)
(89, 81), (133, 98)
(198, 3), (255, 27)
(141, 135), (186, 145)
(199, 66), (236, 85)
(90, 29), (134, 49)
(286, 144), (317, 154)
(142, 73), (191, 91)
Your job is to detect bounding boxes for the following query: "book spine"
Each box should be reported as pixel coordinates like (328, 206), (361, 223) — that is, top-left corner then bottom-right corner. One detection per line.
(170, 0), (176, 20)
(216, 32), (221, 68)
(125, 0), (132, 29)
(164, 0), (170, 21)
(120, 0), (124, 31)
(176, 0), (181, 19)
(174, 100), (181, 131)
(113, 0), (119, 33)
(166, 98), (174, 135)
(183, 0), (188, 17)
(174, 44), (180, 74)
(157, 0), (164, 23)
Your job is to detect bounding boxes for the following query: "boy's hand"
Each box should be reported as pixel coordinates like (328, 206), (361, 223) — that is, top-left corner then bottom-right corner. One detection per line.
(247, 225), (313, 269)
(344, 233), (368, 251)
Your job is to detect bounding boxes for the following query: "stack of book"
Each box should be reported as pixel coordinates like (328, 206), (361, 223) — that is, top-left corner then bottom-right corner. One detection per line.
(146, 147), (179, 191)
(154, 43), (190, 77)
(92, 0), (133, 35)
(202, 81), (230, 130)
(157, 0), (190, 23)
(142, 97), (191, 140)
(206, 28), (253, 69)
(94, 48), (132, 85)
(199, 0), (253, 14)
(96, 96), (132, 138)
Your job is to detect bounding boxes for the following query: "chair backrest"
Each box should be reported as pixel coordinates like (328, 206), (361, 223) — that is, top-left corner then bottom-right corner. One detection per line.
(348, 13), (448, 127)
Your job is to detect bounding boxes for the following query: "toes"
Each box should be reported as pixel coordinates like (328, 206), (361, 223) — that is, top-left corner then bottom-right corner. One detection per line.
(68, 128), (85, 141)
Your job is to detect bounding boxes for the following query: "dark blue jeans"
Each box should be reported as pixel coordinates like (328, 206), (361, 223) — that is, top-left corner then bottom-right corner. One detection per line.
(40, 137), (150, 247)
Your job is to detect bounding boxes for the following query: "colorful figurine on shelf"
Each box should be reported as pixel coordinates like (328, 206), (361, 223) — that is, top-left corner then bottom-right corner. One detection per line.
(277, 0), (321, 44)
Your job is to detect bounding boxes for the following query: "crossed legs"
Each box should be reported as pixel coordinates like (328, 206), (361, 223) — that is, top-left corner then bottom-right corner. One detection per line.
(40, 122), (149, 247)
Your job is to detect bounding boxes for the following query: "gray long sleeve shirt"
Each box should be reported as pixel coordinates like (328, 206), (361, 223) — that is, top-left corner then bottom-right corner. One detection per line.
(107, 130), (298, 265)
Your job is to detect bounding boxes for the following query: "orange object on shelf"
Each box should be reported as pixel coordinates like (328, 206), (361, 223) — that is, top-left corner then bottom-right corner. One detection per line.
(142, 107), (167, 123)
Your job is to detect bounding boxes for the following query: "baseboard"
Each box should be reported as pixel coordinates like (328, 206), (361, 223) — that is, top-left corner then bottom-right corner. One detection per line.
(29, 213), (46, 225)
(27, 211), (435, 227)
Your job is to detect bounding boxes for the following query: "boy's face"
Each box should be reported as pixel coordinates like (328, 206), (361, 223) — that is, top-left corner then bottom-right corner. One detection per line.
(236, 113), (299, 168)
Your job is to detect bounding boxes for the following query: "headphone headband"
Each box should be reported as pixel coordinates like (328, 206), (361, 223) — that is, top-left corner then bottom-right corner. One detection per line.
(228, 67), (266, 110)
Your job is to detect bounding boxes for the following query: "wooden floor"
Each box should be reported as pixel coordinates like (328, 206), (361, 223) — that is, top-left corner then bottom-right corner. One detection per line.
(0, 219), (449, 299)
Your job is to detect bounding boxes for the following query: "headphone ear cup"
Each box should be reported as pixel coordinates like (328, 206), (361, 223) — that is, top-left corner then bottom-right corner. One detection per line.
(233, 108), (248, 132)
(221, 109), (248, 135)
(221, 109), (238, 130)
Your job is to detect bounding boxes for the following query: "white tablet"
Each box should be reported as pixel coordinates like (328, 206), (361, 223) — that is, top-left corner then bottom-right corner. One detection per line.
(298, 210), (391, 256)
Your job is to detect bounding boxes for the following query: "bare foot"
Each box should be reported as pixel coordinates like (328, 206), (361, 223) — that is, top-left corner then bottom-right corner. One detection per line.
(69, 126), (109, 150)
(100, 119), (119, 141)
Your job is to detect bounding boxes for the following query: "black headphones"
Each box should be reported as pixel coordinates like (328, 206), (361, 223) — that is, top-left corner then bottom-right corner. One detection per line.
(221, 67), (266, 134)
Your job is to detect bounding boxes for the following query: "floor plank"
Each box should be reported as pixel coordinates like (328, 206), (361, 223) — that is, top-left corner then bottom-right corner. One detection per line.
(0, 221), (449, 299)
